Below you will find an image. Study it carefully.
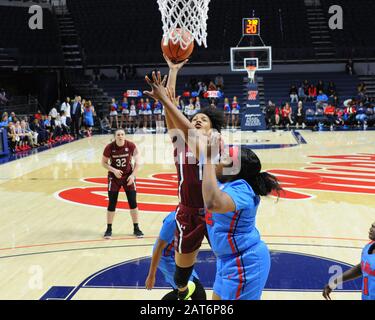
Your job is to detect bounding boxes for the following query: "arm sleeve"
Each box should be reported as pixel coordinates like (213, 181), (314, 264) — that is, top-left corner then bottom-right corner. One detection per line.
(222, 180), (255, 211)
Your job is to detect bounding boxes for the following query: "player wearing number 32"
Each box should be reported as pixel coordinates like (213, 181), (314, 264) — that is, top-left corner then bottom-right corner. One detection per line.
(101, 129), (144, 239)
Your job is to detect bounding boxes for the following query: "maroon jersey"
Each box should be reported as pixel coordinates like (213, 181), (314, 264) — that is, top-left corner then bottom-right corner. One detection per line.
(174, 141), (204, 208)
(103, 140), (136, 179)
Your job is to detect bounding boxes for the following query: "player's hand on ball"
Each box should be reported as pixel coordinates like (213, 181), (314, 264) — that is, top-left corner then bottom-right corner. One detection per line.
(144, 71), (169, 102)
(163, 54), (189, 71)
(145, 274), (156, 290)
(322, 284), (332, 300)
(113, 169), (123, 179)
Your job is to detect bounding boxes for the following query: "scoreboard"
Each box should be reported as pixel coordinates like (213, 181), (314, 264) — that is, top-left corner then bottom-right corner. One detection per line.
(242, 18), (260, 36)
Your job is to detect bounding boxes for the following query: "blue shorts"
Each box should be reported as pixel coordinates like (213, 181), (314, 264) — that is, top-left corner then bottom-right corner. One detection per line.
(213, 241), (270, 300)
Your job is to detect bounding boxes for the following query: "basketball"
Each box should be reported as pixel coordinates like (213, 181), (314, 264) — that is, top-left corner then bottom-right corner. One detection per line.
(161, 28), (194, 63)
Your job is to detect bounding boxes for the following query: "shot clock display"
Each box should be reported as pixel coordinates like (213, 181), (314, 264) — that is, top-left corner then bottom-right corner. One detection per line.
(242, 18), (260, 36)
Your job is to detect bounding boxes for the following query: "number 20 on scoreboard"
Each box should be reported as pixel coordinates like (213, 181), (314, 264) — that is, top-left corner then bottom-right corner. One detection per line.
(242, 18), (260, 36)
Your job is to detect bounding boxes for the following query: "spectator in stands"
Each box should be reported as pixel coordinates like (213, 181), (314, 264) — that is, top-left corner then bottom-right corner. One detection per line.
(215, 74), (224, 90)
(316, 90), (329, 108)
(357, 82), (367, 101)
(34, 110), (42, 121)
(327, 81), (336, 97)
(7, 122), (18, 153)
(355, 102), (367, 129)
(143, 98), (152, 131)
(194, 97), (201, 114)
(295, 101), (306, 129)
(366, 104), (375, 128)
(30, 118), (47, 146)
(197, 81), (207, 97)
(223, 97), (231, 129)
(71, 96), (82, 138)
(8, 112), (17, 123)
(328, 94), (339, 106)
(231, 96), (240, 130)
(265, 101), (277, 129)
(303, 80), (309, 93)
(298, 84), (307, 102)
(308, 84), (317, 101)
(185, 98), (195, 120)
(109, 98), (119, 129)
(208, 81), (217, 91)
(49, 105), (58, 124)
(189, 77), (199, 91)
(335, 107), (345, 127)
(60, 97), (72, 126)
(15, 120), (33, 150)
(324, 104), (336, 130)
(120, 97), (129, 131)
(344, 102), (357, 125)
(289, 85), (298, 103)
(0, 88), (8, 105)
(316, 80), (325, 94)
(128, 99), (137, 133)
(83, 101), (95, 136)
(345, 59), (354, 75)
(281, 103), (293, 129)
(0, 113), (9, 128)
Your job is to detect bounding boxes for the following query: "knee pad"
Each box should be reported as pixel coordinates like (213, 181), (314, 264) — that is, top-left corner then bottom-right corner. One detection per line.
(107, 191), (119, 212)
(174, 265), (194, 289)
(125, 190), (137, 209)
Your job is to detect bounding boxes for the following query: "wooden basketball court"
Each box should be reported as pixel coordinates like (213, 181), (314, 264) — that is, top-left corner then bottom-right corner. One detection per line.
(0, 130), (374, 300)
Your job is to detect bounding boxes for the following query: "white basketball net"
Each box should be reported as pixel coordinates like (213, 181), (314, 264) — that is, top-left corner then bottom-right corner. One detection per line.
(157, 0), (210, 49)
(247, 66), (257, 83)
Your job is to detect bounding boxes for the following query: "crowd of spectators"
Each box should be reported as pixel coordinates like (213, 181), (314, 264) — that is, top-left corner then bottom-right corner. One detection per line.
(106, 92), (242, 133)
(265, 80), (375, 131)
(0, 94), (98, 154)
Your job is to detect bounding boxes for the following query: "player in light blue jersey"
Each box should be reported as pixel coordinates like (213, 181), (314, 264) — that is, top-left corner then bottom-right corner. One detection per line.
(145, 211), (206, 300)
(323, 221), (375, 300)
(201, 135), (282, 300)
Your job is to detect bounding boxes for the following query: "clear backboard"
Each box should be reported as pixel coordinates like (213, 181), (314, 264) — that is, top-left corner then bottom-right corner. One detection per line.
(230, 46), (272, 72)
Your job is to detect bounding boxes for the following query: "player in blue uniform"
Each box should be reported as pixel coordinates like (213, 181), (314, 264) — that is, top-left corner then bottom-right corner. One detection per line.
(323, 221), (375, 300)
(145, 212), (206, 300)
(201, 136), (282, 300)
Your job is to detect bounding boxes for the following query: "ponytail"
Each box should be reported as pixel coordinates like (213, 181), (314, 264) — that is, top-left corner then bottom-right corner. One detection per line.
(249, 172), (283, 197)
(235, 147), (283, 198)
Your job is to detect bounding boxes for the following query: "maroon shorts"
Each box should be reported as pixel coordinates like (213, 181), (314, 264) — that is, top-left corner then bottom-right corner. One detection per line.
(174, 203), (208, 254)
(108, 175), (136, 192)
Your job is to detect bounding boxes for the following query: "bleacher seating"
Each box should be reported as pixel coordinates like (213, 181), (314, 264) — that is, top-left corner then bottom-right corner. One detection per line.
(0, 6), (63, 66)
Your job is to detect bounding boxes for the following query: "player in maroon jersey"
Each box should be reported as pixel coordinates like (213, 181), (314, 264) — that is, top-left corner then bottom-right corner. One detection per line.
(144, 56), (224, 300)
(101, 129), (144, 238)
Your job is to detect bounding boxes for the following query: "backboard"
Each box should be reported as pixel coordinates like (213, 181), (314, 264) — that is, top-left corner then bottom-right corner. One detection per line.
(230, 46), (272, 72)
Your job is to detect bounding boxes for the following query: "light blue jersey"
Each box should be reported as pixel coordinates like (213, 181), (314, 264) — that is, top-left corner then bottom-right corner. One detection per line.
(361, 241), (375, 300)
(153, 212), (199, 289)
(206, 179), (261, 257)
(206, 179), (270, 300)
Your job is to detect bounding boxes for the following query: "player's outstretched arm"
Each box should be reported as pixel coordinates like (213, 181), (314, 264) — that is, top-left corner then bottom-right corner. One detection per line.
(322, 263), (362, 300)
(144, 71), (196, 138)
(145, 238), (168, 290)
(164, 54), (188, 131)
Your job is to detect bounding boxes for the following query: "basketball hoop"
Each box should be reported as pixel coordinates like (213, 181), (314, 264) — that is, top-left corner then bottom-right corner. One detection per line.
(246, 65), (257, 83)
(157, 0), (211, 49)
